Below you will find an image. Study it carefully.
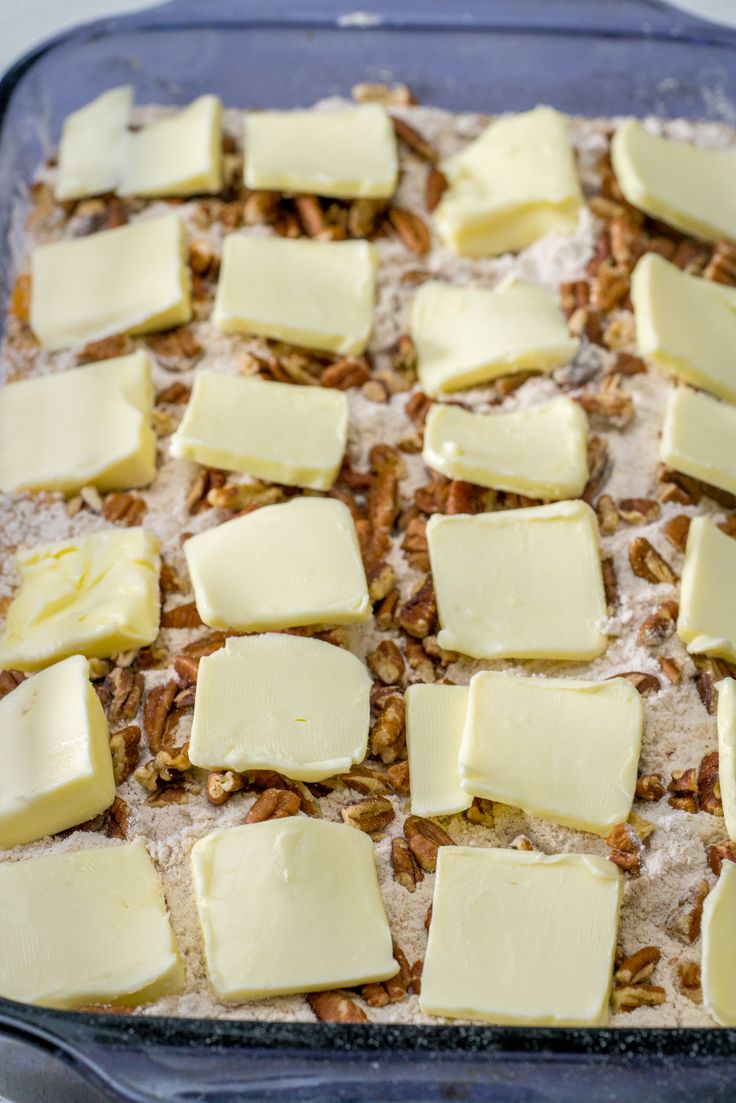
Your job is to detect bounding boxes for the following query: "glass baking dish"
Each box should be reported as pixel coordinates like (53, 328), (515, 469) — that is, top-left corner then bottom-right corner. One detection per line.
(2, 1), (736, 1099)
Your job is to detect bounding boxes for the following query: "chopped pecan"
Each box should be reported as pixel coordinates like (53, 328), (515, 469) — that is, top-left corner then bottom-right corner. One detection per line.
(206, 770), (245, 805)
(589, 260), (630, 312)
(320, 357), (371, 390)
(401, 516), (430, 572)
(143, 680), (179, 753)
(0, 669), (25, 700)
(208, 482), (284, 512)
(159, 561), (186, 596)
(245, 787), (301, 823)
(606, 822), (643, 874)
(368, 444), (404, 533)
(582, 436), (611, 502)
(294, 194), (333, 239)
(618, 497), (660, 525)
(148, 326), (202, 369)
(596, 494), (619, 535)
(9, 273), (31, 321)
(667, 881), (709, 943)
(388, 207), (431, 255)
(391, 115), (436, 161)
(657, 465), (701, 507)
(637, 600), (679, 647)
(135, 743), (192, 792)
(608, 215), (647, 273)
(602, 556), (619, 613)
(446, 479), (489, 515)
(673, 238), (710, 273)
(695, 656), (735, 714)
(106, 667), (144, 727)
(347, 197), (388, 238)
(376, 589), (400, 629)
(161, 601), (203, 629)
(708, 842), (736, 877)
(658, 656), (682, 685)
(362, 981), (390, 1008)
(718, 514), (736, 539)
(391, 837), (423, 891)
(308, 991), (368, 1023)
(242, 190), (280, 226)
(465, 797), (495, 827)
(610, 350), (645, 375)
(362, 379), (389, 403)
(405, 390), (434, 427)
(340, 764), (389, 797)
(704, 240), (736, 285)
(663, 514), (691, 554)
(575, 378), (634, 428)
(105, 796), (130, 840)
(109, 724), (141, 785)
(404, 815), (455, 872)
(398, 576), (437, 639)
(560, 279), (590, 317)
(426, 165), (448, 212)
(635, 774), (665, 802)
(611, 985), (666, 1013)
(496, 369), (540, 398)
(668, 767), (698, 814)
(174, 632), (228, 685)
(615, 946), (661, 986)
(369, 693), (406, 765)
(78, 334), (132, 363)
(509, 834), (537, 852)
(342, 797), (394, 834)
(186, 467), (227, 514)
(403, 637), (435, 683)
(188, 238), (220, 280)
(367, 640), (405, 685)
(628, 537), (678, 584)
(385, 945), (412, 1002)
(678, 961), (702, 1004)
(613, 671), (660, 696)
(698, 750), (723, 816)
(367, 562), (397, 603)
(387, 760), (410, 794)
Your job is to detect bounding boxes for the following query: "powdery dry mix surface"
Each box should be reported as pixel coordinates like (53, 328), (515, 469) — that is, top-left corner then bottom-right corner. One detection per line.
(0, 101), (733, 1028)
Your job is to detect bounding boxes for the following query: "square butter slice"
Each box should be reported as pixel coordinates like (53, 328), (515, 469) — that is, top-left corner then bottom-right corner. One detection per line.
(631, 253), (736, 403)
(170, 371), (348, 490)
(56, 86), (132, 200)
(411, 280), (577, 395)
(118, 95), (222, 196)
(213, 236), (377, 356)
(191, 818), (397, 1000)
(434, 106), (583, 257)
(423, 396), (588, 498)
(30, 213), (191, 351)
(0, 350), (155, 495)
(420, 847), (621, 1025)
(460, 672), (642, 835)
(427, 500), (607, 661)
(717, 678), (736, 844)
(678, 517), (736, 664)
(405, 684), (471, 818)
(189, 634), (371, 781)
(0, 838), (182, 1009)
(0, 527), (160, 672)
(185, 497), (369, 632)
(661, 387), (736, 499)
(244, 105), (398, 198)
(702, 863), (736, 1026)
(0, 655), (115, 849)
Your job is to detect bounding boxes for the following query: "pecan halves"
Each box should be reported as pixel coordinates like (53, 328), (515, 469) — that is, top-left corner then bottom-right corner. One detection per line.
(635, 774), (665, 802)
(142, 680), (179, 753)
(637, 600), (679, 647)
(342, 797), (394, 834)
(698, 751), (723, 816)
(667, 767), (698, 814)
(109, 724), (141, 785)
(391, 837), (424, 891)
(370, 694), (406, 764)
(426, 166), (448, 212)
(0, 669), (25, 700)
(308, 991), (368, 1023)
(367, 640), (405, 685)
(245, 787), (301, 823)
(666, 881), (709, 943)
(605, 822), (644, 875)
(387, 207), (431, 255)
(206, 770), (245, 805)
(106, 667), (144, 726)
(615, 946), (661, 986)
(161, 601), (203, 629)
(390, 115), (436, 161)
(398, 576), (437, 640)
(404, 815), (455, 872)
(628, 537), (678, 584)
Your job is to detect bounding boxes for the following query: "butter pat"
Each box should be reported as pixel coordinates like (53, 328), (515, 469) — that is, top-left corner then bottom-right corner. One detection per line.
(420, 848), (621, 1025)
(0, 528), (160, 672)
(0, 350), (155, 495)
(410, 280), (577, 395)
(170, 371), (348, 490)
(427, 500), (607, 660)
(435, 106), (583, 257)
(661, 387), (736, 499)
(244, 105), (398, 198)
(56, 87), (132, 200)
(213, 236), (376, 356)
(30, 214), (191, 351)
(678, 517), (736, 664)
(189, 634), (371, 780)
(118, 95), (222, 197)
(185, 497), (369, 631)
(405, 684), (471, 818)
(612, 119), (736, 242)
(702, 863), (736, 1026)
(460, 673), (642, 835)
(191, 819), (397, 999)
(0, 838), (182, 1009)
(423, 396), (588, 498)
(0, 656), (115, 848)
(631, 253), (736, 403)
(717, 678), (736, 844)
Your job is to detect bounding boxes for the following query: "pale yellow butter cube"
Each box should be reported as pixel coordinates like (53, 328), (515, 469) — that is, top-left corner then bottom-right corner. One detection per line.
(410, 280), (577, 396)
(118, 95), (222, 197)
(0, 656), (115, 848)
(661, 387), (736, 499)
(213, 236), (376, 356)
(56, 86), (132, 200)
(189, 634), (371, 781)
(0, 351), (155, 495)
(717, 678), (736, 844)
(423, 396), (588, 498)
(30, 213), (191, 351)
(631, 253), (736, 403)
(185, 497), (369, 631)
(678, 517), (736, 664)
(0, 838), (182, 1009)
(170, 371), (348, 490)
(420, 848), (621, 1025)
(427, 500), (607, 661)
(405, 684), (471, 818)
(435, 106), (583, 257)
(460, 672), (642, 835)
(612, 119), (736, 243)
(244, 105), (398, 198)
(191, 819), (397, 1000)
(0, 527), (160, 672)
(702, 862), (736, 1025)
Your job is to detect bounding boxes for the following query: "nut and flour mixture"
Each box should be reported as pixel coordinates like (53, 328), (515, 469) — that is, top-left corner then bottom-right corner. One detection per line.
(1, 91), (735, 1026)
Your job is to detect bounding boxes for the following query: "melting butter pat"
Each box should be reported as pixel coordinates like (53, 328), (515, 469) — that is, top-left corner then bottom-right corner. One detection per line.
(244, 105), (398, 198)
(427, 500), (607, 660)
(435, 106), (583, 257)
(30, 214), (191, 351)
(661, 387), (736, 499)
(118, 95), (222, 196)
(405, 684), (471, 818)
(420, 848), (621, 1025)
(170, 371), (348, 490)
(189, 634), (371, 780)
(213, 236), (376, 355)
(410, 280), (577, 395)
(717, 678), (736, 843)
(0, 350), (155, 495)
(678, 517), (736, 664)
(0, 838), (182, 1009)
(631, 253), (736, 403)
(460, 672), (642, 835)
(191, 818), (397, 999)
(612, 119), (736, 243)
(56, 87), (132, 200)
(185, 497), (369, 631)
(0, 527), (160, 672)
(0, 656), (115, 848)
(423, 396), (588, 498)
(702, 863), (736, 1025)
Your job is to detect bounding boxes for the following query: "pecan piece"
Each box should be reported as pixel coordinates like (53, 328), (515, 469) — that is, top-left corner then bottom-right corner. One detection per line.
(704, 240), (736, 285)
(105, 796), (130, 840)
(694, 656), (734, 714)
(667, 881), (709, 943)
(613, 671), (660, 696)
(601, 555), (619, 613)
(637, 600), (679, 647)
(426, 166), (448, 212)
(678, 962), (702, 1004)
(340, 763), (389, 797)
(106, 668), (144, 726)
(308, 991), (368, 1023)
(465, 797), (495, 827)
(405, 390), (433, 428)
(401, 516), (430, 572)
(387, 760), (410, 794)
(135, 743), (192, 792)
(446, 479), (489, 515)
(628, 537), (678, 584)
(388, 207), (431, 255)
(398, 576), (437, 640)
(658, 655), (683, 684)
(657, 465), (701, 507)
(352, 81), (415, 106)
(576, 379), (634, 429)
(596, 494), (619, 535)
(320, 357), (370, 390)
(143, 680), (179, 753)
(109, 724), (141, 785)
(611, 985), (666, 1013)
(618, 497), (660, 525)
(708, 842), (736, 877)
(206, 770), (245, 805)
(0, 669), (25, 700)
(148, 326), (203, 369)
(390, 115), (436, 161)
(102, 491), (146, 527)
(161, 601), (203, 629)
(404, 815), (455, 872)
(605, 822), (643, 874)
(668, 767), (698, 813)
(385, 945), (412, 1002)
(698, 750), (723, 816)
(582, 436), (611, 502)
(615, 946), (661, 986)
(391, 837), (423, 892)
(635, 774), (665, 802)
(78, 334), (132, 363)
(367, 640), (405, 686)
(342, 796), (394, 834)
(347, 197), (388, 238)
(245, 788), (301, 823)
(370, 694), (405, 764)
